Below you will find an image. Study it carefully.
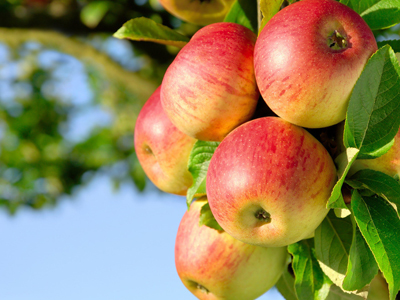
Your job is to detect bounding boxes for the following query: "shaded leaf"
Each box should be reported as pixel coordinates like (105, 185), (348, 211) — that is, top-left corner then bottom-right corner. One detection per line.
(352, 191), (400, 300)
(199, 201), (223, 231)
(346, 169), (400, 213)
(276, 264), (299, 300)
(224, 0), (258, 33)
(288, 239), (329, 300)
(314, 210), (353, 284)
(342, 214), (378, 291)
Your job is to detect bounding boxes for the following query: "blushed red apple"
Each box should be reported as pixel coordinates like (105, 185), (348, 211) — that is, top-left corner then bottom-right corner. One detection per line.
(161, 22), (259, 142)
(175, 198), (288, 300)
(254, 0), (378, 128)
(134, 86), (196, 195)
(157, 0), (235, 26)
(207, 117), (337, 247)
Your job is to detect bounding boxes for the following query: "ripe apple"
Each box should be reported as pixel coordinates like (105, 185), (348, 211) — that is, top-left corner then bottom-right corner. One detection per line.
(161, 22), (259, 142)
(334, 120), (400, 178)
(206, 117), (337, 248)
(157, 0), (235, 26)
(351, 129), (400, 178)
(175, 198), (288, 300)
(134, 86), (196, 195)
(254, 0), (378, 128)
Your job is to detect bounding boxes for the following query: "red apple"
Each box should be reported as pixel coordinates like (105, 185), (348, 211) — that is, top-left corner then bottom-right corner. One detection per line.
(175, 198), (288, 300)
(161, 22), (259, 142)
(134, 86), (196, 195)
(254, 0), (378, 128)
(157, 0), (235, 26)
(206, 117), (337, 247)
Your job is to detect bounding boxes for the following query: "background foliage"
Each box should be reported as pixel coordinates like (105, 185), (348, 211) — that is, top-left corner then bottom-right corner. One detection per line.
(0, 0), (200, 213)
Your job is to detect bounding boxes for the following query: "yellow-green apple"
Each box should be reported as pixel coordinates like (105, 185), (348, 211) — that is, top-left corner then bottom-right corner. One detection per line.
(350, 129), (400, 178)
(334, 121), (400, 178)
(161, 22), (259, 142)
(157, 0), (235, 26)
(206, 117), (337, 247)
(134, 86), (196, 195)
(175, 198), (288, 300)
(254, 0), (378, 128)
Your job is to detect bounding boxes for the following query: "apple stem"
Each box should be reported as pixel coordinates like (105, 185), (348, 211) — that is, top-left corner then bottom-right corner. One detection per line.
(328, 30), (347, 50)
(255, 209), (271, 223)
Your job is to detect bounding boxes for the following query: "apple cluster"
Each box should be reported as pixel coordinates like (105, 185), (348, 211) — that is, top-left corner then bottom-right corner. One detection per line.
(134, 0), (385, 299)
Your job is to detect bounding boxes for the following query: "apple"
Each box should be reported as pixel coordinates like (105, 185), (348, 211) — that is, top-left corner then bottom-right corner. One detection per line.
(157, 0), (235, 26)
(254, 0), (378, 128)
(161, 22), (259, 142)
(334, 120), (400, 178)
(134, 86), (196, 195)
(206, 117), (337, 248)
(175, 198), (288, 300)
(350, 129), (400, 178)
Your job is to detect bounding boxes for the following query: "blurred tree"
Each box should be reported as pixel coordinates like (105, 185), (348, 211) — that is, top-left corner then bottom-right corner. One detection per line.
(0, 1), (199, 214)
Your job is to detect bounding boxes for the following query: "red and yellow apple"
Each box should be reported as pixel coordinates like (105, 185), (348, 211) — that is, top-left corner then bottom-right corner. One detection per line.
(161, 22), (259, 142)
(157, 0), (235, 26)
(134, 86), (196, 195)
(175, 198), (288, 300)
(254, 0), (377, 128)
(207, 117), (337, 248)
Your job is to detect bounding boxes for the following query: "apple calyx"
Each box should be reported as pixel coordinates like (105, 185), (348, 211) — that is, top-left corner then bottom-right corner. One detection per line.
(189, 280), (209, 294)
(328, 30), (348, 51)
(255, 208), (271, 223)
(143, 144), (154, 156)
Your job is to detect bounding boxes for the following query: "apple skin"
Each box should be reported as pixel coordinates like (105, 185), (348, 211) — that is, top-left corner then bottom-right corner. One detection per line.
(175, 198), (288, 300)
(351, 129), (400, 178)
(161, 22), (259, 142)
(254, 0), (378, 128)
(334, 121), (400, 178)
(157, 0), (235, 26)
(134, 86), (196, 195)
(206, 117), (337, 248)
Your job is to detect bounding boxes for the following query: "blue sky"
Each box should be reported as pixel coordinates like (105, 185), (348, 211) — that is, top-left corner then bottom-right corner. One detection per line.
(0, 175), (285, 300)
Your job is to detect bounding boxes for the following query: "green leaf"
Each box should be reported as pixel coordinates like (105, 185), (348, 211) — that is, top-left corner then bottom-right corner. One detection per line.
(342, 214), (379, 291)
(199, 201), (223, 231)
(288, 239), (330, 300)
(224, 0), (258, 34)
(346, 169), (400, 212)
(361, 0), (400, 30)
(113, 17), (190, 47)
(352, 191), (400, 300)
(276, 264), (299, 300)
(314, 211), (353, 285)
(186, 141), (220, 208)
(80, 1), (111, 28)
(259, 0), (284, 32)
(340, 0), (380, 14)
(344, 45), (400, 159)
(377, 40), (400, 53)
(327, 148), (359, 209)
